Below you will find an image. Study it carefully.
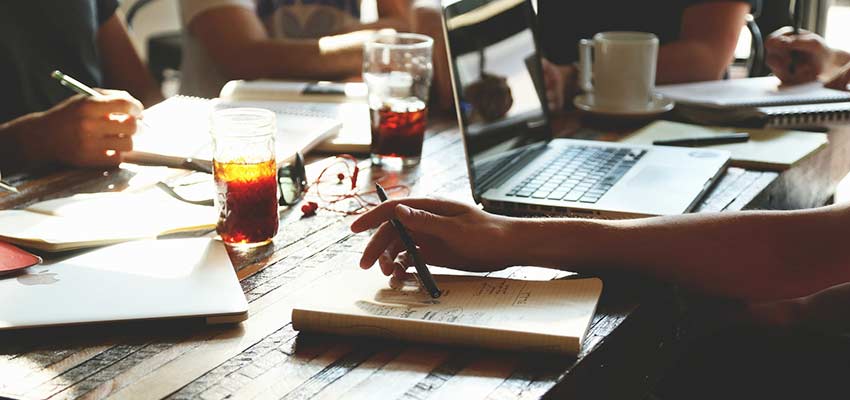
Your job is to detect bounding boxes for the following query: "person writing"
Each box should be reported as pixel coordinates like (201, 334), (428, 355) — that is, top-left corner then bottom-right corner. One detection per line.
(179, 0), (416, 98)
(539, 0), (752, 110)
(0, 0), (162, 171)
(351, 197), (849, 332)
(766, 27), (850, 90)
(350, 196), (849, 396)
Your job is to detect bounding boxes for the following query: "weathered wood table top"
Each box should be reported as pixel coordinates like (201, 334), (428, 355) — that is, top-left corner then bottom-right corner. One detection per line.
(1, 112), (848, 400)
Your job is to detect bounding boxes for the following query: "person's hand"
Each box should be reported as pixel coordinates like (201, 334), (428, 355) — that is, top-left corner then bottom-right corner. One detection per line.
(22, 90), (142, 168)
(747, 281), (850, 334)
(350, 198), (518, 276)
(541, 58), (577, 112)
(823, 62), (850, 91)
(765, 27), (833, 85)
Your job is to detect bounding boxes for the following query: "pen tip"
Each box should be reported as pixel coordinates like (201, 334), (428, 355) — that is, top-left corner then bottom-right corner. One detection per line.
(51, 70), (63, 79)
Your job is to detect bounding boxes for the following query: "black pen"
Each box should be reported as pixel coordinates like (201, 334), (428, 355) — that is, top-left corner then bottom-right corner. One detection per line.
(653, 132), (750, 147)
(790, 0), (804, 74)
(375, 183), (442, 298)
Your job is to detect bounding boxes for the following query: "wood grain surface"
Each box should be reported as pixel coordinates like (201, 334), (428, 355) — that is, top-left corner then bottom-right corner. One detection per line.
(2, 113), (844, 400)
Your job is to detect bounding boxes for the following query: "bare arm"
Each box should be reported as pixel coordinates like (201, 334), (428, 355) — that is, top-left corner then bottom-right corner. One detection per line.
(520, 204), (850, 301)
(97, 13), (163, 107)
(188, 7), (390, 81)
(352, 199), (850, 303)
(656, 1), (750, 83)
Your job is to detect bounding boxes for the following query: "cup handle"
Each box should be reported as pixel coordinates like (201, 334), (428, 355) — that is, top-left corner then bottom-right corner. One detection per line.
(578, 39), (594, 93)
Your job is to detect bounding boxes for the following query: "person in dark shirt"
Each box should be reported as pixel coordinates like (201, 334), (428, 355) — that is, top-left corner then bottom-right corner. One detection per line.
(538, 0), (751, 110)
(0, 0), (162, 171)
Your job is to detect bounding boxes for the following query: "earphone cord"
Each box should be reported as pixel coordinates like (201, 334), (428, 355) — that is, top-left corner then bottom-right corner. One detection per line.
(305, 155), (410, 216)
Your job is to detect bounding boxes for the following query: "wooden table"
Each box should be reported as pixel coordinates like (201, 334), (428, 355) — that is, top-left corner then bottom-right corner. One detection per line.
(1, 112), (848, 400)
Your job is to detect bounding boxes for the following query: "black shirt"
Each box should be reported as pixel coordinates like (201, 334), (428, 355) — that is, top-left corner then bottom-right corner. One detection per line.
(0, 0), (118, 124)
(538, 0), (751, 65)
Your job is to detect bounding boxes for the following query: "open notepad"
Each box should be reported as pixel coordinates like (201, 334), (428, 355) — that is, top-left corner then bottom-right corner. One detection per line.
(292, 269), (603, 354)
(126, 94), (342, 168)
(220, 80), (372, 153)
(622, 121), (828, 171)
(0, 190), (216, 252)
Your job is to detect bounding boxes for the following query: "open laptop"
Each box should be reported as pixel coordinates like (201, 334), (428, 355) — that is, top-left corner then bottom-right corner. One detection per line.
(441, 0), (730, 218)
(0, 238), (248, 330)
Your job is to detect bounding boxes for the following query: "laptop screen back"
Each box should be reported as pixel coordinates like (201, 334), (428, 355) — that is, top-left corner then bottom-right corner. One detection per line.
(442, 0), (551, 199)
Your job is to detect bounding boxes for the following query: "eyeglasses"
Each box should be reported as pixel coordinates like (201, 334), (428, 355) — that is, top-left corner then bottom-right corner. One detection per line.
(157, 152), (308, 207)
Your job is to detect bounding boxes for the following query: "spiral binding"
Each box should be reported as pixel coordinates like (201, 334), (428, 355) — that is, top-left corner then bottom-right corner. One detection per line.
(762, 102), (850, 127)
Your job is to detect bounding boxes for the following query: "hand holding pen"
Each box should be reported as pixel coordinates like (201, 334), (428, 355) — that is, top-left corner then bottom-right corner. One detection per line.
(40, 70), (144, 167)
(374, 184), (441, 298)
(351, 196), (518, 285)
(788, 0), (804, 75)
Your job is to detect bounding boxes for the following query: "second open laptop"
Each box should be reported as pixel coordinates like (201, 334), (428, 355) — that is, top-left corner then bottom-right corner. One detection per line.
(440, 0), (729, 218)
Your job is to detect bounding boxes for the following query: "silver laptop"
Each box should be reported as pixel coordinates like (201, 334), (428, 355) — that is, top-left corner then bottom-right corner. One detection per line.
(441, 0), (730, 218)
(0, 238), (248, 330)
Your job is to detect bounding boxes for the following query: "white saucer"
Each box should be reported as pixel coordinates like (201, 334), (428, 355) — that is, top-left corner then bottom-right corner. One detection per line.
(573, 93), (675, 118)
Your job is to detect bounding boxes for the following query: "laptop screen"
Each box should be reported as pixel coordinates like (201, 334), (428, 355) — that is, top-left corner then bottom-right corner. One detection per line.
(442, 0), (551, 199)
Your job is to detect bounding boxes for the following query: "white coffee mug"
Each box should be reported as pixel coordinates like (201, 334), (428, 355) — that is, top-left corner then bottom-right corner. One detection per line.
(578, 31), (659, 111)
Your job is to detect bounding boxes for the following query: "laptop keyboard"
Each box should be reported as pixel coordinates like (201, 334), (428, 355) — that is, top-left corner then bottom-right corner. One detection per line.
(506, 146), (646, 204)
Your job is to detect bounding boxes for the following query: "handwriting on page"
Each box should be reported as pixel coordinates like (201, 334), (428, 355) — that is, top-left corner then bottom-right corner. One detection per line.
(349, 276), (589, 332)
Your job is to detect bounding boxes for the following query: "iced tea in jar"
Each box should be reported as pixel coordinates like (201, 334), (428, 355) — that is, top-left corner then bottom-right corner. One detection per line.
(211, 108), (279, 246)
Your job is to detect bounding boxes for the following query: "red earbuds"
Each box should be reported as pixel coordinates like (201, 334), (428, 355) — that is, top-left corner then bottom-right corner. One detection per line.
(301, 201), (319, 217)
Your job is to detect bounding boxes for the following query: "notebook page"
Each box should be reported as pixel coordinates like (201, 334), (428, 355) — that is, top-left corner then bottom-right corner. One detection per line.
(293, 268), (602, 353)
(622, 121), (828, 171)
(0, 190), (216, 251)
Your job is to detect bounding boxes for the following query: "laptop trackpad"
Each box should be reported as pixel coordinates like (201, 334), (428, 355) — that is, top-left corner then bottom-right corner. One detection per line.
(609, 166), (706, 215)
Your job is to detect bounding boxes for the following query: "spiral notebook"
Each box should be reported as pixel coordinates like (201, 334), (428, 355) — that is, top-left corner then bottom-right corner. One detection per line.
(656, 77), (850, 127)
(655, 76), (850, 109)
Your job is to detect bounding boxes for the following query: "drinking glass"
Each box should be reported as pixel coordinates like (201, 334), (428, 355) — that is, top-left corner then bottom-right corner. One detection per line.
(363, 32), (433, 167)
(211, 108), (279, 246)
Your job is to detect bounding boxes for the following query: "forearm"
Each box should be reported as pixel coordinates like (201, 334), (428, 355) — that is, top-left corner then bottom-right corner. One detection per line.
(512, 206), (850, 301)
(656, 41), (730, 84)
(216, 36), (364, 81)
(0, 114), (46, 171)
(97, 14), (163, 107)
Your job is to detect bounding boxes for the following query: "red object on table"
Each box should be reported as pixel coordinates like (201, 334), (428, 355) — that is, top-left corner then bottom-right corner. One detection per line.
(0, 241), (42, 275)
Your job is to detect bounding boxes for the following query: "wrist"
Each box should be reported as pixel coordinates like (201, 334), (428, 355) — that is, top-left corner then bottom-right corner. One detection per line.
(0, 112), (51, 170)
(830, 49), (850, 71)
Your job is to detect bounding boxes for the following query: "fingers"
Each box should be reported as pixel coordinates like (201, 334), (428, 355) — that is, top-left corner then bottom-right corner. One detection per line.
(68, 147), (125, 168)
(79, 114), (138, 138)
(393, 204), (453, 236)
(93, 136), (134, 152)
(351, 197), (469, 232)
(378, 240), (406, 276)
(360, 221), (398, 269)
(79, 92), (144, 118)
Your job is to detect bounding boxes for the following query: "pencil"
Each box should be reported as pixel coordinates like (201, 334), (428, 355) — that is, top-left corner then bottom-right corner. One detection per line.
(375, 183), (442, 298)
(790, 0), (804, 74)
